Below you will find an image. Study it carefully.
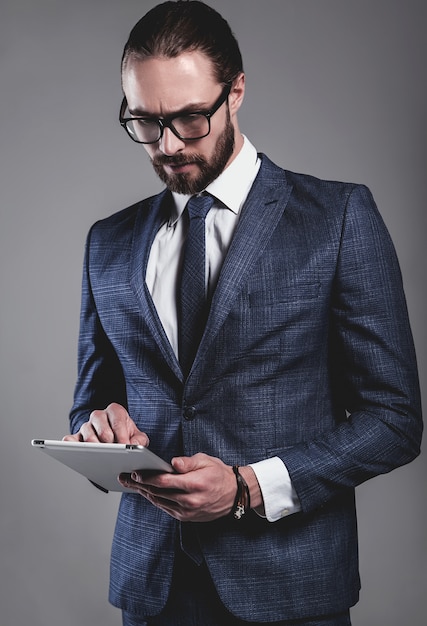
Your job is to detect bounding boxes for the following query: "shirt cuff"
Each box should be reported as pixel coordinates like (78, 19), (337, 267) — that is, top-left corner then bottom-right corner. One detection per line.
(249, 456), (301, 522)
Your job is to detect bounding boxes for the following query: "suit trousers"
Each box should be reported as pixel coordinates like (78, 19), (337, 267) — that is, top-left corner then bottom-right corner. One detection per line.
(121, 549), (352, 626)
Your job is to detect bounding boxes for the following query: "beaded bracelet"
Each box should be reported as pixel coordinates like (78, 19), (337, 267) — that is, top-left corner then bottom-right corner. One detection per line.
(232, 465), (251, 519)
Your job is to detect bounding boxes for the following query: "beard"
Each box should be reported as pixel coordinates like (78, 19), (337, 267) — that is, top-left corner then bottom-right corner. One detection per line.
(151, 110), (235, 195)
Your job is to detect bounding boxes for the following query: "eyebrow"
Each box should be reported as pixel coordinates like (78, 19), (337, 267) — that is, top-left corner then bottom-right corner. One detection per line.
(127, 101), (212, 119)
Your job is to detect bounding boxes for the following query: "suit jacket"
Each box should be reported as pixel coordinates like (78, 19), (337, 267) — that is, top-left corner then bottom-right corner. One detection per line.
(70, 155), (422, 622)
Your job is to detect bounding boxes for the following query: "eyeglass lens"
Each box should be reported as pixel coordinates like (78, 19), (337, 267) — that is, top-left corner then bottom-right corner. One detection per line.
(124, 114), (210, 144)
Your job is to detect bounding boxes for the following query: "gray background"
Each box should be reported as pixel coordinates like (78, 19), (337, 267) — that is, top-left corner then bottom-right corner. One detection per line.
(1, 1), (425, 624)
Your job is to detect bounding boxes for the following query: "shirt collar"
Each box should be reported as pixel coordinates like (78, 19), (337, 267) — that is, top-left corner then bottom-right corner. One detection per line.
(169, 136), (260, 226)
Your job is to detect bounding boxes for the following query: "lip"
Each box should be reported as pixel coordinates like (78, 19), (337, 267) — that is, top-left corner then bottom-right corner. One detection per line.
(165, 162), (197, 175)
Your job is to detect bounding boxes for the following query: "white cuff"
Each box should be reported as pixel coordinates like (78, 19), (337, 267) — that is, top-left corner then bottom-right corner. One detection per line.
(249, 456), (301, 522)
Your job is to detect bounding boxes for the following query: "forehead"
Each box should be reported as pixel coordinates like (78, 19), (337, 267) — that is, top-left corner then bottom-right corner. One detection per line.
(122, 51), (220, 115)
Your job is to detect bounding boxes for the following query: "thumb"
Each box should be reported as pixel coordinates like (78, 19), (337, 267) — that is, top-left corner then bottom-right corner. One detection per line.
(171, 455), (198, 474)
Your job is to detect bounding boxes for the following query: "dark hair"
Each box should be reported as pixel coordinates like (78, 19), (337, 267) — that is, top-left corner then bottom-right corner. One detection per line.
(121, 0), (243, 85)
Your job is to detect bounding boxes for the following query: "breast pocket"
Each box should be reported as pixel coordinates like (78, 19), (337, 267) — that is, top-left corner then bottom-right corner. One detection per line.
(222, 281), (321, 360)
(248, 281), (321, 307)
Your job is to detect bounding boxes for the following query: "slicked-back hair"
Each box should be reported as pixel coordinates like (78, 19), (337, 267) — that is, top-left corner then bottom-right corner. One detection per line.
(121, 0), (243, 85)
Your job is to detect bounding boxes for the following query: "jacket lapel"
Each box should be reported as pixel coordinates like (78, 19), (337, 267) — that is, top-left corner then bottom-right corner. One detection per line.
(194, 155), (293, 369)
(129, 189), (183, 380)
(127, 156), (293, 381)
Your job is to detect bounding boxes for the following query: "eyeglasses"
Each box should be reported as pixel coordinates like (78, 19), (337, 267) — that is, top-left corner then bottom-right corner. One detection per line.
(119, 83), (231, 144)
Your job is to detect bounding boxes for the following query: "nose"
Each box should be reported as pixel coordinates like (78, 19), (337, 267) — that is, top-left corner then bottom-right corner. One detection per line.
(158, 126), (185, 156)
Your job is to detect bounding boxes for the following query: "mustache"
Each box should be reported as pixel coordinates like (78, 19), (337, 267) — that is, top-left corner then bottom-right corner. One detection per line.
(152, 153), (205, 167)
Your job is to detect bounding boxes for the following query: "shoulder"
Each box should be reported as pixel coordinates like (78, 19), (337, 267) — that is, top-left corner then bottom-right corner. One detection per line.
(85, 189), (169, 248)
(260, 153), (369, 203)
(258, 153), (377, 226)
(92, 189), (167, 231)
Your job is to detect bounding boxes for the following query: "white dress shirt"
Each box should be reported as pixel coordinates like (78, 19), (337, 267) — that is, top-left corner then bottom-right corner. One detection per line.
(146, 136), (301, 521)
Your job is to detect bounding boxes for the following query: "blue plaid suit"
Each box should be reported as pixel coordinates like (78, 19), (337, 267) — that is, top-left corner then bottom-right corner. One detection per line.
(70, 155), (422, 622)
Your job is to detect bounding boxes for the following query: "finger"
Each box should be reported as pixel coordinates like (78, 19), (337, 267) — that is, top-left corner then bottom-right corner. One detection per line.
(136, 486), (184, 514)
(118, 475), (174, 504)
(118, 474), (195, 521)
(118, 473), (140, 491)
(86, 410), (115, 442)
(129, 431), (150, 447)
(127, 473), (188, 506)
(62, 433), (83, 442)
(118, 473), (155, 496)
(104, 403), (131, 442)
(104, 403), (149, 445)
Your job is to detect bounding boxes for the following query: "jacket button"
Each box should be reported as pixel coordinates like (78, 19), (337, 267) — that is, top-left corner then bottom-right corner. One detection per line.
(183, 406), (196, 421)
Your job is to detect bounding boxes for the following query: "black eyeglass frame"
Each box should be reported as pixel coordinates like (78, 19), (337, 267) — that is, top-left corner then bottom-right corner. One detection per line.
(119, 83), (232, 144)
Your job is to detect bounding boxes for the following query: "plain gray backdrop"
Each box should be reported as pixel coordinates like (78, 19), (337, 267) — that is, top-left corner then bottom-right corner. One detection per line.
(1, 1), (425, 624)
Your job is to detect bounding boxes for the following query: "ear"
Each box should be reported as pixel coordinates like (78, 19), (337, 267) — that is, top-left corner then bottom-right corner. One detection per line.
(228, 72), (245, 116)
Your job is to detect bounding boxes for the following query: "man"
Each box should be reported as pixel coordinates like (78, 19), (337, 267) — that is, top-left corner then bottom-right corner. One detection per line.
(65, 2), (422, 625)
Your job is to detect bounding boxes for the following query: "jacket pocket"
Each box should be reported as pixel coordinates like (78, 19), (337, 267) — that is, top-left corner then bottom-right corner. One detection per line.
(248, 282), (321, 307)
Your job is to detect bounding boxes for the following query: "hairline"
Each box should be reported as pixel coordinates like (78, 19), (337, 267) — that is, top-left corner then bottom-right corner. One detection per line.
(122, 49), (228, 87)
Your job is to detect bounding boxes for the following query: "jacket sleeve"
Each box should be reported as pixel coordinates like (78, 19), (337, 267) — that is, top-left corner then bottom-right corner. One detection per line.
(69, 225), (127, 435)
(282, 184), (423, 513)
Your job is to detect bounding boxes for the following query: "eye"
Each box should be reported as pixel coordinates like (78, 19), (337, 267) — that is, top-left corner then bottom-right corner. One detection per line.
(172, 114), (208, 138)
(134, 118), (156, 128)
(176, 113), (204, 126)
(125, 118), (161, 143)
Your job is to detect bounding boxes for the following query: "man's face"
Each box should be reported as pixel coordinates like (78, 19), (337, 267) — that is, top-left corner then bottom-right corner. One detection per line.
(122, 52), (243, 194)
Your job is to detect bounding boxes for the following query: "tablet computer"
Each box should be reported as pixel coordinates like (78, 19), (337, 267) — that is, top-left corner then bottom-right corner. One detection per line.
(31, 439), (173, 493)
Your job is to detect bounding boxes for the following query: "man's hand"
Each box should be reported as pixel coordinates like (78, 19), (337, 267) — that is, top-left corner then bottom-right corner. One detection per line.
(63, 402), (149, 447)
(119, 453), (262, 522)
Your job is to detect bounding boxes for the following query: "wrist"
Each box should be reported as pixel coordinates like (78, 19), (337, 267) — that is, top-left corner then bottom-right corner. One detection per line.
(231, 465), (263, 517)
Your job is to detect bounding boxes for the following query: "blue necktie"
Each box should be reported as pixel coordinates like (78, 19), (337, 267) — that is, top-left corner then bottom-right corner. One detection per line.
(178, 193), (214, 376)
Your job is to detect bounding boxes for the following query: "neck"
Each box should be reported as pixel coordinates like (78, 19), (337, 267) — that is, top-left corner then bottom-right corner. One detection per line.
(226, 126), (245, 169)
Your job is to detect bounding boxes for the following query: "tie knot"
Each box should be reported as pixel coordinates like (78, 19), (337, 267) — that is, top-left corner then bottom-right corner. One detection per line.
(186, 193), (214, 220)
